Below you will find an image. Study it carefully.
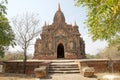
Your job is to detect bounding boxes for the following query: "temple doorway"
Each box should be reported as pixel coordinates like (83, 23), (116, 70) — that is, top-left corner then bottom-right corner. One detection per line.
(57, 43), (64, 58)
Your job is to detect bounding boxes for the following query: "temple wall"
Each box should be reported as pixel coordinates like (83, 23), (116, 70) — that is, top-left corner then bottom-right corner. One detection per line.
(1, 59), (120, 74)
(3, 61), (50, 74)
(77, 59), (120, 73)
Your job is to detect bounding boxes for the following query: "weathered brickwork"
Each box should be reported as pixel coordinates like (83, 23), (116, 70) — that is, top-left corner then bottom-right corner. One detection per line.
(3, 61), (50, 74)
(33, 4), (86, 59)
(78, 59), (120, 73)
(2, 60), (120, 74)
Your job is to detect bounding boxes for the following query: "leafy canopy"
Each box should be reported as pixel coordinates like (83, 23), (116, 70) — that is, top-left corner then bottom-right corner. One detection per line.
(0, 0), (14, 57)
(75, 0), (120, 41)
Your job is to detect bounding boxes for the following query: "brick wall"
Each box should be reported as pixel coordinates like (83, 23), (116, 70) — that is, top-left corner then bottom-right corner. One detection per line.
(2, 59), (120, 74)
(33, 55), (83, 59)
(78, 59), (120, 73)
(3, 61), (50, 74)
(33, 55), (56, 60)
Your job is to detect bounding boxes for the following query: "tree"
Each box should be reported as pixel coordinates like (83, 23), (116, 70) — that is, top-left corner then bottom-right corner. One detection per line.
(0, 51), (33, 60)
(86, 54), (96, 59)
(75, 0), (120, 41)
(96, 45), (120, 59)
(0, 0), (14, 57)
(12, 12), (40, 73)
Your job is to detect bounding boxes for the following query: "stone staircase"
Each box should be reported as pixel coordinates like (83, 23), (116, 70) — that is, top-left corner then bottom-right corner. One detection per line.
(49, 60), (80, 74)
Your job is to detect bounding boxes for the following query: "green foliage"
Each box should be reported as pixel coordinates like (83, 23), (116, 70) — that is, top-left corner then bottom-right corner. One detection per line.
(0, 0), (7, 15)
(75, 0), (120, 41)
(108, 34), (120, 51)
(0, 15), (14, 46)
(0, 0), (15, 57)
(86, 53), (96, 59)
(0, 46), (4, 57)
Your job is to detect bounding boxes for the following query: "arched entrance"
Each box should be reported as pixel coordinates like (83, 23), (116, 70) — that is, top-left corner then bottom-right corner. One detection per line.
(57, 43), (64, 58)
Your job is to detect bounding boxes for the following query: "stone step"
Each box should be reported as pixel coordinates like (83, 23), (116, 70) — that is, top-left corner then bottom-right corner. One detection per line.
(50, 63), (77, 65)
(49, 68), (79, 71)
(50, 64), (78, 67)
(49, 70), (80, 74)
(50, 65), (78, 69)
(50, 61), (75, 63)
(50, 66), (78, 68)
(49, 61), (80, 74)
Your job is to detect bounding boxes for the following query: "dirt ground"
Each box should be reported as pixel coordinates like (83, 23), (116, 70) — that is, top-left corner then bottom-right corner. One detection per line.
(0, 73), (120, 80)
(0, 73), (97, 80)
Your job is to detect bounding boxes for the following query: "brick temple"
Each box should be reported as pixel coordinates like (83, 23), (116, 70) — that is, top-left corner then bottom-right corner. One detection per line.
(33, 4), (86, 59)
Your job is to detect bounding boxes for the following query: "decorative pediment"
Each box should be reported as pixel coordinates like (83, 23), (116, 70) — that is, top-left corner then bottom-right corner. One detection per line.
(54, 28), (66, 36)
(51, 24), (69, 37)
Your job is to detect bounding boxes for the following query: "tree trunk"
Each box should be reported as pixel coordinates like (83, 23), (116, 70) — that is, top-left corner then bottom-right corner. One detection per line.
(23, 48), (27, 74)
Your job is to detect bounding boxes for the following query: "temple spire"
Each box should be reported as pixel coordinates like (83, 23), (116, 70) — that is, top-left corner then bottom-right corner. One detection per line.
(58, 3), (61, 11)
(44, 21), (46, 26)
(74, 21), (78, 26)
(53, 3), (65, 23)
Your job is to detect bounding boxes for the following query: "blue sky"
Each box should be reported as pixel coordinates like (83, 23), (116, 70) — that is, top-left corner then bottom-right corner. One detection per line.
(6, 0), (107, 55)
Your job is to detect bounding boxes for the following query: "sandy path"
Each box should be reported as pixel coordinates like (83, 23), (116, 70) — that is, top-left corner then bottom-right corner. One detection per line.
(0, 73), (97, 80)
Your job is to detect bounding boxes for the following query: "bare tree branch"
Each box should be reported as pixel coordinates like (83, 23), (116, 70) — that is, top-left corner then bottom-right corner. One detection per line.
(12, 12), (41, 73)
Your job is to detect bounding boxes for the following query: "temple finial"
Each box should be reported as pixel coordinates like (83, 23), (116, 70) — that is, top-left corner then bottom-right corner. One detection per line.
(58, 3), (61, 11)
(74, 21), (77, 26)
(44, 21), (46, 26)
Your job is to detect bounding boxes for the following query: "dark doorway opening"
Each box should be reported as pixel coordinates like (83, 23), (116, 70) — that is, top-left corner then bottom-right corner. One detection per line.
(57, 43), (64, 58)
